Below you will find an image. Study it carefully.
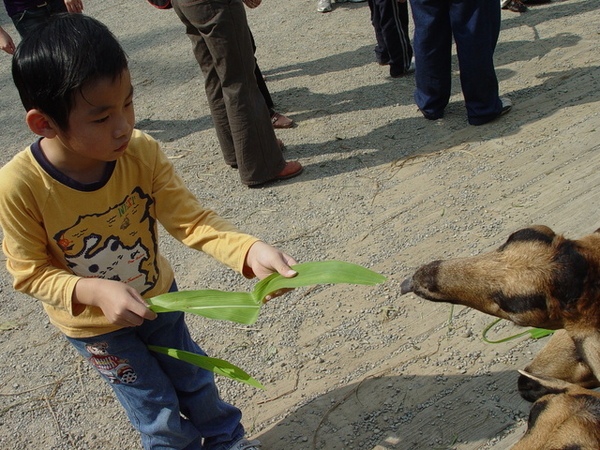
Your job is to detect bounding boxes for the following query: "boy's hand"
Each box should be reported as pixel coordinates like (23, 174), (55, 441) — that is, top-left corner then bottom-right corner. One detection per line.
(73, 278), (157, 327)
(244, 241), (298, 301)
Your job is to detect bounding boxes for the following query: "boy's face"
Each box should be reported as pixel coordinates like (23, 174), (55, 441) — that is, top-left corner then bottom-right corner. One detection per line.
(53, 69), (135, 164)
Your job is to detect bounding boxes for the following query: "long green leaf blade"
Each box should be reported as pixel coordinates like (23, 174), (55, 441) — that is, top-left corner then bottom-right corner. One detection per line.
(148, 345), (264, 389)
(146, 261), (386, 325)
(482, 318), (556, 343)
(253, 261), (387, 302)
(528, 328), (555, 339)
(147, 290), (259, 324)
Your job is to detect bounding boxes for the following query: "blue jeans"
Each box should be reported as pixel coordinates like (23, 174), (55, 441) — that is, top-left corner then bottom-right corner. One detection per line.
(66, 283), (244, 449)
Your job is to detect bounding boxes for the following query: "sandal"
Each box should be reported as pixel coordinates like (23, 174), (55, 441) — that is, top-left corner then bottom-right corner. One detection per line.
(271, 112), (294, 129)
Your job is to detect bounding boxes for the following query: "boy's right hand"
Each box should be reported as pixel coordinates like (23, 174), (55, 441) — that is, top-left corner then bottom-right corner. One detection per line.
(73, 278), (157, 327)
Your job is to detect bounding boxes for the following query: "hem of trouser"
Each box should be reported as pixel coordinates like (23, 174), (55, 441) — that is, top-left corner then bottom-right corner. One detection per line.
(207, 432), (246, 450)
(243, 161), (288, 186)
(420, 110), (444, 120)
(467, 108), (502, 126)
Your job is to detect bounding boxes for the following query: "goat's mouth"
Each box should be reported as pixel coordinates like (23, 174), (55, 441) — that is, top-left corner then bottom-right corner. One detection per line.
(400, 278), (413, 295)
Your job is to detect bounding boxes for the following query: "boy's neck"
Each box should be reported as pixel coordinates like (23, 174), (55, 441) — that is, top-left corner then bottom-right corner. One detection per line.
(40, 137), (109, 185)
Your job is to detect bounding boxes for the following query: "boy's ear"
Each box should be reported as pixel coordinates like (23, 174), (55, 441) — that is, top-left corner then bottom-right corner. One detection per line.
(25, 109), (59, 138)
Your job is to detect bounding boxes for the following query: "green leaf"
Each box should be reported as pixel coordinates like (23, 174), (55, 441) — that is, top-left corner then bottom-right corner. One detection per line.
(147, 290), (259, 325)
(148, 345), (265, 389)
(146, 260), (386, 325)
(146, 261), (386, 388)
(252, 261), (387, 302)
(528, 328), (555, 339)
(482, 318), (555, 343)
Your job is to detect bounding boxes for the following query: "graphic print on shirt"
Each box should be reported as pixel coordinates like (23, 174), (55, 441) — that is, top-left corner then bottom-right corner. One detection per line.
(53, 187), (158, 295)
(85, 342), (137, 384)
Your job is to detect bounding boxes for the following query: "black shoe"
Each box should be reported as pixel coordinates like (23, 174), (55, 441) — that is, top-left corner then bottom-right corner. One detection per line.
(469, 97), (512, 125)
(419, 107), (444, 121)
(390, 60), (415, 78)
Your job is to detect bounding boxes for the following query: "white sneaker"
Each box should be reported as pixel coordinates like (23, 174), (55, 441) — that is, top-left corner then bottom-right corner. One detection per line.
(229, 438), (262, 450)
(317, 0), (332, 12)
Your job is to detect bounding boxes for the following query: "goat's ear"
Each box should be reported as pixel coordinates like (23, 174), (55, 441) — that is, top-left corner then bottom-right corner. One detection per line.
(518, 370), (572, 394)
(528, 225), (556, 237)
(499, 226), (555, 250)
(594, 228), (600, 234)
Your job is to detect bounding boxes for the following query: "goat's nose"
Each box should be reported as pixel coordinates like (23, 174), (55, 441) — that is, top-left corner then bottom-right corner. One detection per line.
(400, 278), (414, 294)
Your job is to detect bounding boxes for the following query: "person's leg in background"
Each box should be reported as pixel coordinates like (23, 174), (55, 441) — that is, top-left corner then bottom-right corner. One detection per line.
(368, 0), (413, 77)
(172, 0), (289, 185)
(410, 0), (452, 119)
(250, 32), (294, 129)
(368, 0), (390, 65)
(450, 0), (503, 125)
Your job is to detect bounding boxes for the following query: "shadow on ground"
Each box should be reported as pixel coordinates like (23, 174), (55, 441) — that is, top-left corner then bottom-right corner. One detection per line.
(256, 369), (530, 449)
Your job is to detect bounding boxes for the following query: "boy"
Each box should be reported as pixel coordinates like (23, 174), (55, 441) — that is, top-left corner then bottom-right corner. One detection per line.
(1, 13), (297, 450)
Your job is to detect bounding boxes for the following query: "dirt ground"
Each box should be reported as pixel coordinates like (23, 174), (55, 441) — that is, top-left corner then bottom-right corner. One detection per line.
(0, 0), (599, 449)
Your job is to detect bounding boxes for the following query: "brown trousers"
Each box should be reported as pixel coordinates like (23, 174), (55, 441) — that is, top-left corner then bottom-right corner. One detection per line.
(171, 0), (285, 185)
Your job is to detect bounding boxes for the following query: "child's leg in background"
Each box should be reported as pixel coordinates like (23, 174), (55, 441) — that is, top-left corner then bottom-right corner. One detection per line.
(368, 0), (413, 75)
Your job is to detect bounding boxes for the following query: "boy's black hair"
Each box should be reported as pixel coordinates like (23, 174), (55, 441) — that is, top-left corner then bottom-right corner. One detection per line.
(12, 13), (128, 131)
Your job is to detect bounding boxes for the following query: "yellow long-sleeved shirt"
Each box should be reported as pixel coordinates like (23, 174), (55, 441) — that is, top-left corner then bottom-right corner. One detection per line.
(0, 130), (258, 337)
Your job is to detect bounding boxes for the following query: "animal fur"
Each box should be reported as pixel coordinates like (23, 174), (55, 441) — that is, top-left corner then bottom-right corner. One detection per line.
(400, 225), (600, 447)
(401, 225), (600, 391)
(512, 371), (600, 450)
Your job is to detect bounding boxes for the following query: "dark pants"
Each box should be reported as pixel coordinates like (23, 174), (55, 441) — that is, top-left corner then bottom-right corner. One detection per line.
(250, 32), (275, 116)
(255, 64), (274, 116)
(368, 0), (413, 74)
(410, 0), (502, 124)
(10, 0), (67, 37)
(172, 0), (286, 185)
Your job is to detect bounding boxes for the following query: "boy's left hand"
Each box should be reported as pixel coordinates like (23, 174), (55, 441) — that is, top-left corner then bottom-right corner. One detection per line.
(244, 241), (298, 301)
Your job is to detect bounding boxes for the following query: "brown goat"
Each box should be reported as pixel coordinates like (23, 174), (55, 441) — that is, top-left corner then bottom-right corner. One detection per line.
(400, 225), (600, 446)
(512, 371), (600, 450)
(401, 225), (600, 393)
